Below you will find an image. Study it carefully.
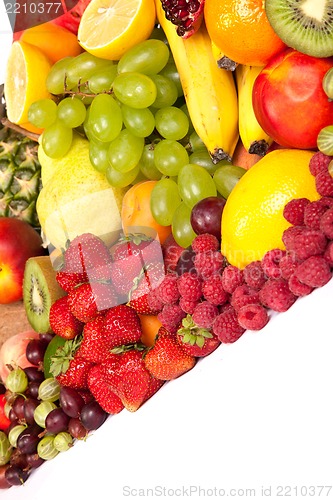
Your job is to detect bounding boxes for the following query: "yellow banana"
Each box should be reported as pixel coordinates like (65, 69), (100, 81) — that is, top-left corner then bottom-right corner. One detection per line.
(235, 64), (273, 156)
(155, 0), (239, 163)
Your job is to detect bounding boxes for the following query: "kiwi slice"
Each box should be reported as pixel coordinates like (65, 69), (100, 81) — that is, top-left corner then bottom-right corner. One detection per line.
(265, 0), (333, 58)
(23, 256), (66, 334)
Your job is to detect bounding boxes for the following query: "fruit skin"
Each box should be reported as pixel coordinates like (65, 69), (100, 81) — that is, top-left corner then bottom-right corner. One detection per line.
(155, 0), (238, 163)
(0, 330), (40, 384)
(252, 49), (333, 150)
(49, 296), (84, 339)
(0, 395), (10, 431)
(0, 218), (45, 304)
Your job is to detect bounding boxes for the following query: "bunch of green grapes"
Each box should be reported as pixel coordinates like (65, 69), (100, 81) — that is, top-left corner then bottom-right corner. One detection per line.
(317, 67), (333, 160)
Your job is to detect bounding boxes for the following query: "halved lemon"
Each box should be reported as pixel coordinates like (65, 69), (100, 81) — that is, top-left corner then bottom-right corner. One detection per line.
(4, 41), (52, 126)
(78, 0), (156, 60)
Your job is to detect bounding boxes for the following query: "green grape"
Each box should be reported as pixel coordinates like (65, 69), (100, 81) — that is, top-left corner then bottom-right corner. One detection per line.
(8, 424), (27, 448)
(149, 26), (167, 43)
(38, 378), (60, 402)
(155, 106), (189, 140)
(0, 432), (12, 466)
(57, 97), (87, 128)
(172, 202), (196, 248)
(117, 39), (170, 75)
(154, 139), (189, 176)
(178, 163), (217, 209)
(150, 74), (178, 109)
(6, 367), (28, 393)
(54, 432), (73, 452)
(41, 121), (73, 158)
(190, 149), (228, 175)
(88, 94), (123, 143)
(66, 52), (111, 89)
(189, 131), (205, 152)
(150, 178), (182, 226)
(28, 98), (57, 128)
(121, 104), (155, 138)
(213, 164), (246, 199)
(323, 67), (333, 99)
(46, 56), (74, 94)
(108, 129), (144, 172)
(83, 105), (93, 140)
(180, 103), (194, 135)
(88, 64), (118, 93)
(106, 163), (140, 188)
(138, 143), (162, 180)
(37, 435), (59, 460)
(89, 140), (111, 173)
(317, 125), (333, 156)
(160, 62), (183, 97)
(70, 81), (95, 105)
(112, 72), (157, 109)
(34, 401), (57, 428)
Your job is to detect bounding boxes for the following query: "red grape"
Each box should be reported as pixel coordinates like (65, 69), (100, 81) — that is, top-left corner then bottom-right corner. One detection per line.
(59, 386), (85, 418)
(80, 401), (107, 430)
(68, 417), (88, 440)
(26, 339), (48, 366)
(5, 465), (29, 486)
(45, 408), (70, 433)
(190, 196), (226, 240)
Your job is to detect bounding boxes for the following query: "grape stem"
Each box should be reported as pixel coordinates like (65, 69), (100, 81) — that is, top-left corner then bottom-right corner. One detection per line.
(63, 78), (113, 99)
(1, 117), (40, 141)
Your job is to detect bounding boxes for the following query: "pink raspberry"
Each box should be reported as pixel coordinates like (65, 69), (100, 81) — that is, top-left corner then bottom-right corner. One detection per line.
(230, 284), (260, 311)
(191, 233), (219, 253)
(157, 274), (180, 305)
(259, 278), (297, 312)
(288, 274), (313, 297)
(315, 169), (333, 197)
(304, 198), (333, 229)
(294, 255), (332, 288)
(177, 272), (203, 302)
(261, 248), (286, 279)
(279, 253), (301, 280)
(283, 198), (310, 225)
(319, 207), (333, 239)
(157, 303), (186, 333)
(221, 265), (244, 293)
(202, 274), (229, 306)
(282, 226), (327, 260)
(193, 250), (225, 279)
(323, 241), (333, 266)
(212, 308), (245, 343)
(243, 260), (267, 289)
(192, 301), (219, 329)
(308, 151), (332, 176)
(237, 304), (269, 331)
(146, 288), (164, 314)
(179, 297), (199, 314)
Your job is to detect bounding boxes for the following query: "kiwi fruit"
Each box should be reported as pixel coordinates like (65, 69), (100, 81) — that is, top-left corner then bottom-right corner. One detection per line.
(265, 0), (333, 58)
(23, 256), (66, 334)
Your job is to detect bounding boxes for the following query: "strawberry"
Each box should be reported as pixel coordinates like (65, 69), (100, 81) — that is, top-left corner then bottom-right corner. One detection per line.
(63, 233), (113, 274)
(142, 377), (165, 404)
(67, 282), (118, 323)
(128, 261), (165, 314)
(161, 233), (184, 273)
(76, 316), (109, 363)
(0, 394), (10, 431)
(87, 364), (124, 414)
(144, 327), (196, 380)
(176, 314), (221, 358)
(56, 270), (87, 293)
(103, 304), (142, 348)
(49, 296), (84, 339)
(50, 337), (94, 389)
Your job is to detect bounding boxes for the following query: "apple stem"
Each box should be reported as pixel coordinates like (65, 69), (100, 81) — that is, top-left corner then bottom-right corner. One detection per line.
(1, 118), (40, 142)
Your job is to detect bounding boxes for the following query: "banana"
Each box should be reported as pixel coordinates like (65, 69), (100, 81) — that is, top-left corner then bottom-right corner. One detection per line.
(211, 41), (238, 72)
(235, 64), (273, 156)
(155, 0), (239, 163)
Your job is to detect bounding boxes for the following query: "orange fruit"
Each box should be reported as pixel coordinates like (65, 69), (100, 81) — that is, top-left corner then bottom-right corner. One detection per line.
(204, 0), (287, 66)
(139, 314), (162, 347)
(221, 149), (320, 269)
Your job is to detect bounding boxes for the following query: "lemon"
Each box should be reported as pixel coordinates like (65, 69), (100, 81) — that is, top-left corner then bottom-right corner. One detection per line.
(221, 149), (320, 269)
(78, 0), (156, 60)
(4, 41), (52, 127)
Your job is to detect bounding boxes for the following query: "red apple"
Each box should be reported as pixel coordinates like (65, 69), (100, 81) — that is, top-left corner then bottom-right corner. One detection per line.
(252, 48), (333, 149)
(0, 330), (40, 384)
(0, 218), (45, 304)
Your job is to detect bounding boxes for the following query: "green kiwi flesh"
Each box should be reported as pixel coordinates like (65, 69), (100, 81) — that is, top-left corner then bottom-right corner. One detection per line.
(265, 0), (333, 58)
(23, 256), (66, 334)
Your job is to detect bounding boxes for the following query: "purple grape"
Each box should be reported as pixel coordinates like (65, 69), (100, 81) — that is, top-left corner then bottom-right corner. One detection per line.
(25, 381), (40, 399)
(26, 339), (48, 366)
(45, 407), (70, 433)
(80, 401), (107, 430)
(175, 247), (196, 275)
(26, 452), (45, 469)
(190, 196), (226, 240)
(9, 449), (28, 470)
(59, 386), (85, 418)
(12, 395), (26, 421)
(24, 398), (40, 425)
(68, 417), (88, 440)
(0, 383), (6, 395)
(16, 425), (41, 454)
(5, 465), (29, 486)
(24, 366), (45, 383)
(39, 333), (54, 344)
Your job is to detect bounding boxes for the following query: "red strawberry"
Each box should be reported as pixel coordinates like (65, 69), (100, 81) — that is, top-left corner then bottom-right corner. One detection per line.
(0, 394), (10, 431)
(176, 314), (221, 358)
(56, 270), (87, 293)
(76, 316), (109, 363)
(49, 296), (84, 339)
(128, 261), (165, 314)
(161, 233), (184, 273)
(50, 337), (93, 390)
(142, 377), (165, 404)
(144, 327), (196, 380)
(67, 282), (118, 323)
(87, 364), (124, 414)
(63, 233), (112, 274)
(103, 304), (142, 349)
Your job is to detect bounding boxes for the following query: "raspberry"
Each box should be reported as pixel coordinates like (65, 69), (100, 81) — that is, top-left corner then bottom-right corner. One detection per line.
(146, 288), (164, 314)
(157, 274), (180, 305)
(282, 226), (327, 260)
(179, 297), (199, 314)
(193, 250), (225, 279)
(230, 284), (260, 311)
(191, 233), (219, 253)
(304, 198), (333, 229)
(323, 241), (333, 266)
(261, 248), (286, 279)
(237, 304), (269, 331)
(279, 253), (301, 280)
(319, 207), (333, 239)
(157, 303), (186, 333)
(294, 256), (332, 288)
(212, 308), (245, 343)
(202, 274), (229, 306)
(192, 301), (219, 329)
(315, 169), (333, 197)
(259, 278), (297, 312)
(177, 272), (203, 302)
(221, 265), (244, 293)
(288, 274), (313, 297)
(283, 197), (310, 225)
(243, 260), (267, 289)
(308, 151), (332, 176)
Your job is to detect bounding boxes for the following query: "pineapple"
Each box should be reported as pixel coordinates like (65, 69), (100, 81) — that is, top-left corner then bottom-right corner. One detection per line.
(0, 85), (42, 229)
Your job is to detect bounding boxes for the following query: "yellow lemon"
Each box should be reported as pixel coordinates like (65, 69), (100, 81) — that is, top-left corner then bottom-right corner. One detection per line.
(221, 149), (320, 269)
(4, 41), (52, 127)
(78, 0), (156, 60)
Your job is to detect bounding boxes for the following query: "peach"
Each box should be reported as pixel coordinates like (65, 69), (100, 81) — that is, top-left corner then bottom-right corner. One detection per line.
(139, 314), (163, 347)
(252, 48), (333, 149)
(0, 330), (40, 384)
